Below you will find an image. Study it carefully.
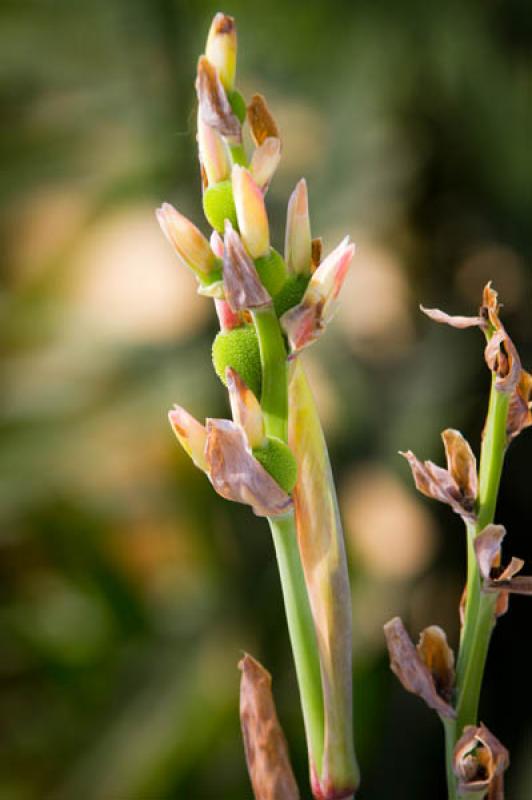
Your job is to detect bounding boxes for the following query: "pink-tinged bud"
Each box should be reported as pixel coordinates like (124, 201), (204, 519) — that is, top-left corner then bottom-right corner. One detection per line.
(281, 236), (355, 355)
(232, 165), (270, 259)
(205, 13), (237, 92)
(168, 406), (208, 472)
(156, 203), (216, 276)
(249, 137), (281, 191)
(210, 230), (224, 258)
(215, 299), (243, 331)
(285, 178), (312, 275)
(196, 56), (240, 142)
(226, 367), (265, 448)
(197, 113), (231, 186)
(223, 220), (271, 311)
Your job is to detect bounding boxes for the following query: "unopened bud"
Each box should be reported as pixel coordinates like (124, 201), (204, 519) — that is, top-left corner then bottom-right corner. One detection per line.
(285, 178), (312, 275)
(196, 56), (240, 142)
(226, 366), (265, 448)
(168, 406), (208, 472)
(156, 203), (216, 275)
(232, 165), (270, 258)
(205, 13), (237, 92)
(223, 220), (271, 311)
(249, 136), (281, 191)
(197, 113), (231, 186)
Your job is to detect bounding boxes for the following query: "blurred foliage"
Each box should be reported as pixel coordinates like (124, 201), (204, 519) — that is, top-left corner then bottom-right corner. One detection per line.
(1, 0), (532, 798)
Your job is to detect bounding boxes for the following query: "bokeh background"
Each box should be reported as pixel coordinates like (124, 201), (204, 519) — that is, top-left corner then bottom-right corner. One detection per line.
(1, 0), (532, 797)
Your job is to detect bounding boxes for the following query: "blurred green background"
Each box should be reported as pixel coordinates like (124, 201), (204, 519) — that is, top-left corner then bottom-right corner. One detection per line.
(1, 0), (532, 798)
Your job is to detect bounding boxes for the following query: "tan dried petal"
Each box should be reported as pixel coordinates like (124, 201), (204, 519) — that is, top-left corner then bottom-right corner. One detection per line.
(247, 93), (280, 146)
(453, 724), (509, 797)
(400, 438), (477, 522)
(239, 654), (300, 800)
(484, 328), (522, 395)
(223, 221), (271, 311)
(442, 429), (478, 505)
(420, 305), (485, 329)
(196, 55), (241, 140)
(383, 617), (455, 718)
(507, 369), (532, 441)
(417, 626), (455, 705)
(474, 525), (506, 581)
(205, 419), (293, 517)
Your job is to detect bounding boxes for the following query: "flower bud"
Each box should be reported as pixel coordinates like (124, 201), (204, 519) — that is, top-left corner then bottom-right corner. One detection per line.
(197, 113), (231, 186)
(205, 13), (237, 92)
(156, 203), (216, 276)
(285, 178), (312, 275)
(196, 55), (240, 142)
(232, 165), (270, 259)
(249, 136), (281, 191)
(168, 406), (208, 471)
(226, 366), (265, 448)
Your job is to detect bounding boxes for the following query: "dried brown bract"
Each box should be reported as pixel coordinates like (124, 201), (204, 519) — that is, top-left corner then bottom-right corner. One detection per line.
(206, 419), (293, 517)
(400, 429), (477, 521)
(311, 237), (323, 272)
(239, 654), (300, 800)
(383, 617), (455, 718)
(196, 55), (241, 141)
(247, 93), (280, 146)
(453, 724), (509, 799)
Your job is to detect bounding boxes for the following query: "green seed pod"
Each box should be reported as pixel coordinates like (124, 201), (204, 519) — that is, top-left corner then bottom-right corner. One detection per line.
(203, 180), (238, 233)
(254, 248), (288, 298)
(273, 273), (310, 318)
(212, 325), (262, 398)
(252, 437), (298, 493)
(228, 89), (247, 124)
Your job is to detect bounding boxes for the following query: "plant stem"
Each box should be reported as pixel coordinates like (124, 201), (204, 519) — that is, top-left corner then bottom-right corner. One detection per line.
(252, 306), (289, 441)
(252, 302), (325, 776)
(269, 512), (325, 774)
(443, 718), (458, 800)
(448, 377), (509, 798)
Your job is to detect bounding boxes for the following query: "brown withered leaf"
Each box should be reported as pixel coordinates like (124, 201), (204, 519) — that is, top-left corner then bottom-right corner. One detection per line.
(223, 222), (271, 311)
(417, 626), (455, 705)
(384, 617), (455, 718)
(196, 56), (241, 140)
(400, 429), (477, 521)
(453, 724), (509, 799)
(247, 94), (280, 146)
(205, 419), (293, 517)
(507, 369), (532, 441)
(239, 654), (300, 800)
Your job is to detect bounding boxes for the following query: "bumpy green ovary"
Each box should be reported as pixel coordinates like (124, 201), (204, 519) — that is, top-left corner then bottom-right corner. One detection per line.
(203, 180), (238, 232)
(254, 248), (288, 298)
(212, 325), (262, 398)
(273, 273), (310, 317)
(253, 437), (298, 493)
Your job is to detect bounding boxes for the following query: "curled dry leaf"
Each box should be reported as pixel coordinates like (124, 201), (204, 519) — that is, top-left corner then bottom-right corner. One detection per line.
(484, 328), (522, 395)
(383, 617), (455, 718)
(400, 429), (477, 521)
(453, 724), (509, 799)
(474, 524), (532, 616)
(196, 55), (241, 141)
(223, 221), (271, 311)
(420, 306), (485, 329)
(247, 93), (280, 146)
(239, 654), (300, 800)
(206, 419), (293, 517)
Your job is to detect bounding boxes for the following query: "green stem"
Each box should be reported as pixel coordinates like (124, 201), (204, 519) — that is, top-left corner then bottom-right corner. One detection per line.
(252, 306), (288, 441)
(449, 378), (509, 798)
(252, 303), (325, 776)
(443, 718), (458, 800)
(269, 513), (325, 773)
(229, 142), (247, 166)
